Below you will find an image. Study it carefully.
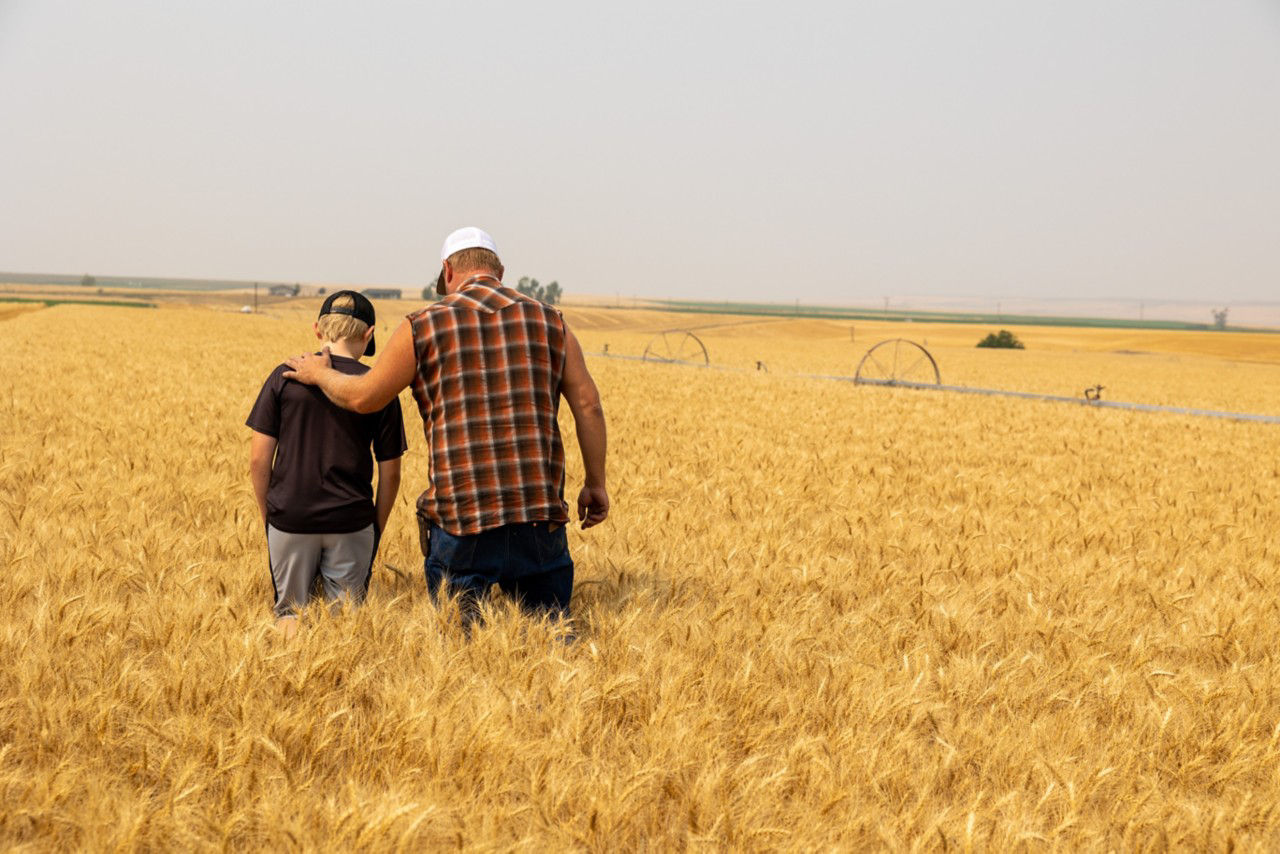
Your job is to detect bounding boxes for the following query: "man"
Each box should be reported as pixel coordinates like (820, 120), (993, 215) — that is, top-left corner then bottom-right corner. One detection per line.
(283, 227), (608, 624)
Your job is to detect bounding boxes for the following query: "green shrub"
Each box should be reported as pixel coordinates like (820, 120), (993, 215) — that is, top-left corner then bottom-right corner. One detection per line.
(977, 330), (1025, 349)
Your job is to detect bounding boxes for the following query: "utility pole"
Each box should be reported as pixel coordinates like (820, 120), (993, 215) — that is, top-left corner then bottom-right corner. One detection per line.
(254, 282), (258, 313)
(883, 296), (889, 314)
(1139, 301), (1144, 321)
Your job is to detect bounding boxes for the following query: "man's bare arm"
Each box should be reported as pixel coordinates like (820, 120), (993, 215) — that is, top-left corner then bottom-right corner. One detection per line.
(249, 431), (277, 524)
(283, 319), (417, 413)
(561, 328), (609, 528)
(374, 457), (402, 534)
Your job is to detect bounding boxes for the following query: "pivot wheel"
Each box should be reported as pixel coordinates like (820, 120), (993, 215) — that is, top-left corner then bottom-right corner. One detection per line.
(854, 339), (940, 386)
(642, 331), (709, 366)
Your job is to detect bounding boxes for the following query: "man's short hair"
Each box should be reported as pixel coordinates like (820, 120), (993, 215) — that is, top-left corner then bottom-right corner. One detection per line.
(446, 247), (503, 274)
(316, 294), (369, 342)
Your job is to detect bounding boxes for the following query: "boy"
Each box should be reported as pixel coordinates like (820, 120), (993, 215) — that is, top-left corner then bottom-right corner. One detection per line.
(246, 291), (408, 634)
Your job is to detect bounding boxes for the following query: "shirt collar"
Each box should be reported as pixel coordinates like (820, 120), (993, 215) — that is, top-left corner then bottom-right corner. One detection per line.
(453, 276), (516, 313)
(460, 274), (502, 290)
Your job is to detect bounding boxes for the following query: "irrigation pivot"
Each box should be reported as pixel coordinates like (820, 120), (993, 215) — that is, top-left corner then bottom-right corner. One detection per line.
(642, 330), (710, 366)
(853, 338), (1280, 425)
(854, 338), (941, 386)
(587, 336), (1278, 425)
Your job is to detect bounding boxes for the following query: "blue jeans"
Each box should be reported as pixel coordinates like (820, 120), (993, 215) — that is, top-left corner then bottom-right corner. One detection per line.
(425, 521), (574, 622)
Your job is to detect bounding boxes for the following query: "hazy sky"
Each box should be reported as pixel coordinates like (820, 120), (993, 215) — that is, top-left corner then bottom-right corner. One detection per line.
(1, 1), (1277, 303)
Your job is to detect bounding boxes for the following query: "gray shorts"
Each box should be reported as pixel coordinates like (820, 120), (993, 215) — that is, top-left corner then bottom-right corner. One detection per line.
(266, 524), (377, 618)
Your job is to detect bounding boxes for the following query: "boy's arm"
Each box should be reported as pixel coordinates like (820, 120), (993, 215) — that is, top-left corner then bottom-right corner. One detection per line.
(249, 430), (277, 524)
(374, 457), (402, 534)
(284, 319), (417, 413)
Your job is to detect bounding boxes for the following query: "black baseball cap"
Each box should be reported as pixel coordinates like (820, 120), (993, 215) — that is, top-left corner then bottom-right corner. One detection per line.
(318, 290), (377, 355)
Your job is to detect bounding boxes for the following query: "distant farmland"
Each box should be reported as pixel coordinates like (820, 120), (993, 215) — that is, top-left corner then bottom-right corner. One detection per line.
(645, 298), (1274, 333)
(0, 271), (291, 292)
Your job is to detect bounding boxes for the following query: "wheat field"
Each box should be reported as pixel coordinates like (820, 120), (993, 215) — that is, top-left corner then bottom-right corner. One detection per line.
(3, 298), (1280, 850)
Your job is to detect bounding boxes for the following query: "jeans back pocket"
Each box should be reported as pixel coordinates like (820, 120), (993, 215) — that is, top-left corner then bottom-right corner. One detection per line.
(428, 524), (477, 573)
(535, 523), (571, 568)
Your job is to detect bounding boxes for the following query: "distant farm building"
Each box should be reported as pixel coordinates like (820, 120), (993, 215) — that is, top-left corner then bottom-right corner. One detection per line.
(268, 284), (300, 297)
(363, 288), (403, 300)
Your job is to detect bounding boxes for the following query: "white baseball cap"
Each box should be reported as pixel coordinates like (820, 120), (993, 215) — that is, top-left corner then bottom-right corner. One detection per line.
(440, 226), (498, 262)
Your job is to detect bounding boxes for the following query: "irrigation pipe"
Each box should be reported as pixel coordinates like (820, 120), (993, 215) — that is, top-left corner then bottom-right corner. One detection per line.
(586, 352), (1280, 426)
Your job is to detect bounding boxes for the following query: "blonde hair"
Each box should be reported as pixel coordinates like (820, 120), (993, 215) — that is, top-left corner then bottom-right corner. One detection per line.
(316, 294), (370, 343)
(446, 247), (503, 276)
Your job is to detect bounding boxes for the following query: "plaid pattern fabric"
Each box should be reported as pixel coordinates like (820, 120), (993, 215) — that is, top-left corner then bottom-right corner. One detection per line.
(407, 278), (570, 535)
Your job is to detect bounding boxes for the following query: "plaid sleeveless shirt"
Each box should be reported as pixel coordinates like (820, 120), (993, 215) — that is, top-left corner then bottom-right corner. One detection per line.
(406, 277), (570, 535)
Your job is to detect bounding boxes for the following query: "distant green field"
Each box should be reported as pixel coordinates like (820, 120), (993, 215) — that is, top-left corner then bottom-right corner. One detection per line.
(649, 299), (1268, 333)
(1, 271), (282, 292)
(0, 296), (156, 309)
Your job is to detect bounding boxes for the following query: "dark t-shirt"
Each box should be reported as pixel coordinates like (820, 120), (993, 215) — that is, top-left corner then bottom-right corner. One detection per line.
(246, 354), (408, 534)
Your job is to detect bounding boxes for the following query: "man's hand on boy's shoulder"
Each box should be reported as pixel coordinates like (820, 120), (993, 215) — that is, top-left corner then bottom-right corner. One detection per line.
(283, 321), (416, 414)
(283, 347), (332, 385)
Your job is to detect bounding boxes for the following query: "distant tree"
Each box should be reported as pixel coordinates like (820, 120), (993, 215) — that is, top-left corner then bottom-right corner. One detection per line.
(421, 285), (441, 302)
(1212, 307), (1229, 330)
(516, 276), (543, 301)
(976, 330), (1025, 349)
(516, 276), (562, 304)
(80, 274), (95, 287)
